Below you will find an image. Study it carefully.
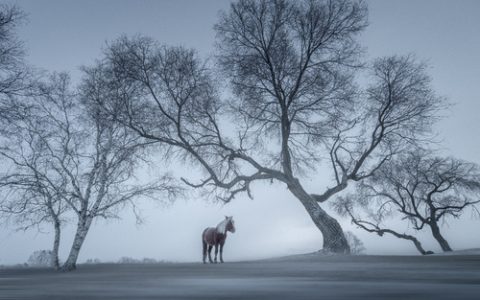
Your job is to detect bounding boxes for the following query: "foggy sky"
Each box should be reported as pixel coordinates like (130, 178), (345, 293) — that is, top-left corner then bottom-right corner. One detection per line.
(1, 0), (479, 265)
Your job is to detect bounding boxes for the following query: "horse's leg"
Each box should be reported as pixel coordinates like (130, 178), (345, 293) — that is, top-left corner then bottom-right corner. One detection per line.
(219, 243), (224, 263)
(214, 244), (219, 263)
(202, 240), (207, 264)
(207, 245), (213, 263)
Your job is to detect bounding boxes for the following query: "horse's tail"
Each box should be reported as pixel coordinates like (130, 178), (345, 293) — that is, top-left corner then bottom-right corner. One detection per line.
(202, 228), (208, 263)
(202, 238), (207, 254)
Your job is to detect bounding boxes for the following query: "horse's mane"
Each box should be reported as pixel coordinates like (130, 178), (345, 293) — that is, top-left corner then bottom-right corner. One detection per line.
(216, 219), (228, 234)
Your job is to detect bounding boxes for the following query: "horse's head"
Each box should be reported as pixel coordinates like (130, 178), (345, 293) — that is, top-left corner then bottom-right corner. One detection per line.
(225, 216), (235, 233)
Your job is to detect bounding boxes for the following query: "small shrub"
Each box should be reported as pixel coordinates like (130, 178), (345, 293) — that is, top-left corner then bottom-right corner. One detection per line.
(345, 231), (366, 255)
(117, 257), (158, 264)
(142, 258), (157, 264)
(27, 250), (54, 267)
(85, 258), (102, 264)
(117, 257), (140, 264)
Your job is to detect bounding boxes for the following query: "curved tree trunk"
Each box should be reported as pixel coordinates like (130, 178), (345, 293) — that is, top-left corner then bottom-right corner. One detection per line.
(52, 220), (61, 270)
(430, 222), (452, 252)
(288, 181), (350, 254)
(314, 206), (350, 254)
(62, 216), (92, 271)
(411, 238), (431, 255)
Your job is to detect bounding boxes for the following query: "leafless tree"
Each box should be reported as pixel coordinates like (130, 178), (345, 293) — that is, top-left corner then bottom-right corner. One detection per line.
(0, 6), (62, 267)
(0, 73), (179, 271)
(336, 196), (433, 255)
(69, 74), (180, 271)
(335, 150), (480, 254)
(0, 168), (67, 269)
(213, 1), (442, 253)
(85, 0), (444, 254)
(0, 75), (70, 269)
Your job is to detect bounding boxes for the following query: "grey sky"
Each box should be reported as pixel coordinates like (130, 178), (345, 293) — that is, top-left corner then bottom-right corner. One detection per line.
(1, 0), (479, 265)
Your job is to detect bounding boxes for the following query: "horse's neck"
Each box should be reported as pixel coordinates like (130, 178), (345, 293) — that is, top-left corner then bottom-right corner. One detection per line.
(216, 220), (227, 235)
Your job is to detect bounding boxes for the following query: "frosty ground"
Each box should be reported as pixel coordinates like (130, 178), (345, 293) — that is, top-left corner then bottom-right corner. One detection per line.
(1, 253), (480, 300)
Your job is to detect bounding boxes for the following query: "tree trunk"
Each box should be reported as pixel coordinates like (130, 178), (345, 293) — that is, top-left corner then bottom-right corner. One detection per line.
(411, 238), (432, 255)
(430, 222), (452, 252)
(62, 216), (92, 271)
(52, 220), (61, 270)
(288, 181), (350, 254)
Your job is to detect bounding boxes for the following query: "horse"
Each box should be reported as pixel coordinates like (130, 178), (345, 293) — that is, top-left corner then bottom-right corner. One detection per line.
(202, 216), (236, 264)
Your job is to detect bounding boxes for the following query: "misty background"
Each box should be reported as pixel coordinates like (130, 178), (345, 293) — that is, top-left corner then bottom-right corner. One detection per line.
(0, 0), (479, 265)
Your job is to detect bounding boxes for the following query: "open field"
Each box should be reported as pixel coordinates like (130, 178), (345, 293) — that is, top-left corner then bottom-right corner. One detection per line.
(1, 254), (480, 299)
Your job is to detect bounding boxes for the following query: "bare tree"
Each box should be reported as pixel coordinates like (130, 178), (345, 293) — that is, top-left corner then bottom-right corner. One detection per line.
(0, 73), (179, 271)
(0, 75), (70, 269)
(335, 196), (433, 255)
(335, 150), (480, 254)
(87, 0), (442, 254)
(85, 0), (443, 253)
(65, 74), (180, 271)
(212, 1), (442, 253)
(0, 5), (58, 260)
(0, 168), (67, 269)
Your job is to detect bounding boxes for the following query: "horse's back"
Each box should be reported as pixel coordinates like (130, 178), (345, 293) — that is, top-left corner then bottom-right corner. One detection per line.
(202, 227), (216, 245)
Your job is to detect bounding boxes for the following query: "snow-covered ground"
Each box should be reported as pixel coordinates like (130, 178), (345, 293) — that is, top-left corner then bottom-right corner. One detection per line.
(434, 248), (480, 256)
(1, 253), (479, 299)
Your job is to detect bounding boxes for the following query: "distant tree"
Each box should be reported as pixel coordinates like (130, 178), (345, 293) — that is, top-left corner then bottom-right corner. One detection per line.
(85, 0), (443, 254)
(335, 150), (480, 254)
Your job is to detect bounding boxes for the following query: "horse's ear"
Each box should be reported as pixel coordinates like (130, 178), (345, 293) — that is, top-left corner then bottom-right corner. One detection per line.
(225, 215), (228, 219)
